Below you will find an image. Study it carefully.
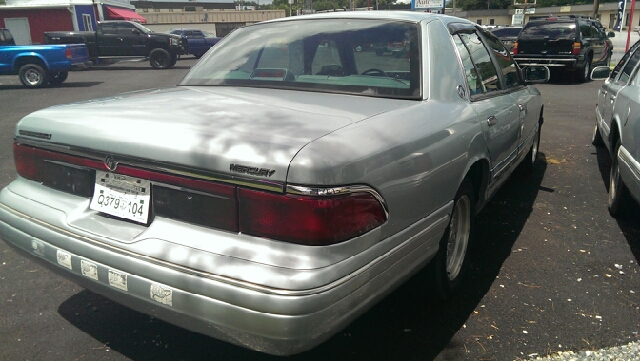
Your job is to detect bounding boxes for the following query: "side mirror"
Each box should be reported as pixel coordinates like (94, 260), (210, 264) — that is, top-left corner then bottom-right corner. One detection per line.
(608, 31), (615, 37)
(591, 66), (611, 80)
(522, 66), (550, 83)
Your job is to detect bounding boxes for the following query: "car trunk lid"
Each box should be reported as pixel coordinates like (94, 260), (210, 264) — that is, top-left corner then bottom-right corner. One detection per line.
(15, 86), (410, 183)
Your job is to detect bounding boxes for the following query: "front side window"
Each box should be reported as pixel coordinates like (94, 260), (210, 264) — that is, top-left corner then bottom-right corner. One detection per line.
(180, 19), (421, 99)
(618, 49), (640, 83)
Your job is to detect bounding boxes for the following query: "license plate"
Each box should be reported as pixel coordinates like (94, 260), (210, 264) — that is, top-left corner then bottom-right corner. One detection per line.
(89, 170), (151, 224)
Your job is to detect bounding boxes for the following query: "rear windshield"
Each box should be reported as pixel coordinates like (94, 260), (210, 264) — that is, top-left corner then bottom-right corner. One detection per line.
(180, 19), (421, 99)
(519, 21), (576, 40)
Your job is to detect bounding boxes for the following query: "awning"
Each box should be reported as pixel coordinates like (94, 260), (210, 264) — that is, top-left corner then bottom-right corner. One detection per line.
(105, 6), (147, 23)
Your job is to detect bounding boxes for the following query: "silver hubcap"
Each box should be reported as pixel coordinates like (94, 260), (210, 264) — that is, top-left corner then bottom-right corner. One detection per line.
(446, 194), (471, 281)
(584, 62), (590, 79)
(531, 130), (539, 163)
(25, 69), (41, 85)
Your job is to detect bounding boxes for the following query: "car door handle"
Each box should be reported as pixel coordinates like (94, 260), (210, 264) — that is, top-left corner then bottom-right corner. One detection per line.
(487, 116), (498, 126)
(518, 104), (527, 112)
(610, 95), (616, 103)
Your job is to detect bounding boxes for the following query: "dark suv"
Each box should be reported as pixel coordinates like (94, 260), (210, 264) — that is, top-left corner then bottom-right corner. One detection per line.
(512, 16), (613, 82)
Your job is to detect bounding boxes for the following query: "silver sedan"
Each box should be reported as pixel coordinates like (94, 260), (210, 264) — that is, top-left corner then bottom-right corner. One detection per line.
(0, 11), (546, 356)
(594, 40), (640, 217)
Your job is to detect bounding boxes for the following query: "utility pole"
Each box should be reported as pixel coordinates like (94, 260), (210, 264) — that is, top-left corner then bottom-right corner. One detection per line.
(592, 0), (600, 17)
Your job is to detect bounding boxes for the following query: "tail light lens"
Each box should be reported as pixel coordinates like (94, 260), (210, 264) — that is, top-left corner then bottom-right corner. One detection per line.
(13, 142), (387, 246)
(238, 188), (386, 245)
(572, 42), (581, 55)
(65, 47), (72, 59)
(512, 42), (519, 55)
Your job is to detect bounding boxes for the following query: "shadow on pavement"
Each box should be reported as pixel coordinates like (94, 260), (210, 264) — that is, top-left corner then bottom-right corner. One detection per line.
(57, 157), (548, 361)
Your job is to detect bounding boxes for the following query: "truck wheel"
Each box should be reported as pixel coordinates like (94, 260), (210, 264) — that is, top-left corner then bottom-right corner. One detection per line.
(19, 64), (49, 88)
(169, 53), (178, 67)
(149, 48), (171, 69)
(49, 71), (69, 85)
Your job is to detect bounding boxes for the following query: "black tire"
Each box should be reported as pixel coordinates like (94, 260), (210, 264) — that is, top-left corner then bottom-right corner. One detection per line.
(49, 71), (69, 85)
(18, 64), (49, 88)
(592, 120), (604, 146)
(149, 48), (172, 69)
(169, 53), (178, 67)
(432, 178), (475, 300)
(576, 55), (591, 83)
(608, 139), (632, 218)
(518, 123), (541, 174)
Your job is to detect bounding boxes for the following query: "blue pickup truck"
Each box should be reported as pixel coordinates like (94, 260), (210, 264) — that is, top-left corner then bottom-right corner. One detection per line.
(0, 28), (91, 88)
(169, 29), (220, 58)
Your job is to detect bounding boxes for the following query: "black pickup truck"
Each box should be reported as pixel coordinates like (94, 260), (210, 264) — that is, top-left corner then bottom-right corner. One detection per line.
(44, 21), (188, 69)
(512, 16), (614, 83)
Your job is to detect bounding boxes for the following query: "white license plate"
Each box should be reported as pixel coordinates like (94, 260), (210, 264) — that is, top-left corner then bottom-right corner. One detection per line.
(89, 170), (151, 224)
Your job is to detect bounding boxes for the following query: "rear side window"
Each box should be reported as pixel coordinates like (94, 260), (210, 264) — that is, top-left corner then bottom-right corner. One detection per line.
(482, 30), (521, 88)
(454, 31), (503, 96)
(520, 21), (576, 40)
(99, 23), (117, 35)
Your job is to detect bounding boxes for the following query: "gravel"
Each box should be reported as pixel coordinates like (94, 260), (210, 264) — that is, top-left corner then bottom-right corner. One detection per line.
(526, 341), (640, 361)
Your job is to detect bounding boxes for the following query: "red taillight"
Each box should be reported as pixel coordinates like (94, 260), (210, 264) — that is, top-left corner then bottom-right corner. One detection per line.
(238, 188), (386, 246)
(14, 142), (387, 245)
(65, 47), (72, 59)
(512, 42), (519, 55)
(572, 42), (581, 55)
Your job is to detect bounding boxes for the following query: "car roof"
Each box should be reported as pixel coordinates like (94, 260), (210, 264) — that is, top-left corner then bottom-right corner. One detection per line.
(257, 10), (473, 27)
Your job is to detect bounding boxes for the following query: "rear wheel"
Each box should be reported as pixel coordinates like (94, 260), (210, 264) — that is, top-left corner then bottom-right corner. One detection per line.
(576, 55), (591, 83)
(518, 123), (541, 174)
(149, 48), (172, 69)
(18, 64), (49, 88)
(432, 178), (475, 300)
(608, 139), (632, 218)
(49, 71), (69, 85)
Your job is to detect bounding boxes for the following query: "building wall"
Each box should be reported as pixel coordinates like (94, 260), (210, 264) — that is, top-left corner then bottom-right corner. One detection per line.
(138, 9), (286, 26)
(0, 9), (71, 44)
(451, 3), (640, 30)
(74, 4), (96, 31)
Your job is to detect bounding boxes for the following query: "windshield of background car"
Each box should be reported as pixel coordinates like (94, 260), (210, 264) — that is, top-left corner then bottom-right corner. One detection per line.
(519, 21), (576, 40)
(180, 19), (421, 99)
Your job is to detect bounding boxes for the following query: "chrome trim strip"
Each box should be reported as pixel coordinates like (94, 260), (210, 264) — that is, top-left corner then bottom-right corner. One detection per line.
(15, 137), (285, 193)
(0, 200), (445, 296)
(287, 184), (390, 218)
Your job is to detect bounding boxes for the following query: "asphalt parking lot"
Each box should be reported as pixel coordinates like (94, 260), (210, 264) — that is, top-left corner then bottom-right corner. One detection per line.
(0, 57), (638, 361)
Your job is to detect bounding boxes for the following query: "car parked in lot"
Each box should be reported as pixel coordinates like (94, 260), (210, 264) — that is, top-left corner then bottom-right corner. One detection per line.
(593, 40), (640, 217)
(0, 11), (547, 355)
(0, 28), (91, 87)
(513, 15), (613, 82)
(169, 28), (220, 58)
(44, 21), (187, 69)
(490, 25), (522, 53)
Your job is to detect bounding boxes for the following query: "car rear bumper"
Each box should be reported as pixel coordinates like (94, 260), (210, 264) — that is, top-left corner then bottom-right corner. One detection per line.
(0, 180), (447, 355)
(70, 60), (93, 71)
(514, 57), (579, 68)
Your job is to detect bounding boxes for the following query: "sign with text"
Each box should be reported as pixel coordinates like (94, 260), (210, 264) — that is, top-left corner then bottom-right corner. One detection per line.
(412, 0), (445, 9)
